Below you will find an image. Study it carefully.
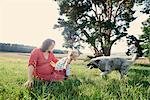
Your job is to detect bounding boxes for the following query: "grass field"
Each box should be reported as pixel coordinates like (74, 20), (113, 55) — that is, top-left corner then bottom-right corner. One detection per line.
(0, 53), (150, 100)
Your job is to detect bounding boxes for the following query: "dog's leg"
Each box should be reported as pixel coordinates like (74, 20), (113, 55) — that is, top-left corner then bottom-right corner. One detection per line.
(120, 72), (124, 79)
(100, 71), (109, 79)
(119, 64), (128, 79)
(100, 71), (108, 76)
(119, 69), (127, 79)
(100, 64), (111, 78)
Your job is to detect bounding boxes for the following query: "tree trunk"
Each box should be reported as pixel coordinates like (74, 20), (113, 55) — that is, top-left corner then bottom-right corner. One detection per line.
(93, 47), (103, 57)
(102, 46), (111, 56)
(102, 33), (112, 56)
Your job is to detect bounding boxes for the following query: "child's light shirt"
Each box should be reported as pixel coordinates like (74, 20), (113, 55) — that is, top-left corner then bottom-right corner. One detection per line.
(55, 57), (70, 76)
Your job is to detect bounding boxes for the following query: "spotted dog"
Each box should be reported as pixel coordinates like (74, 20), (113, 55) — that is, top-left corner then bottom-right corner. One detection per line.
(87, 56), (134, 79)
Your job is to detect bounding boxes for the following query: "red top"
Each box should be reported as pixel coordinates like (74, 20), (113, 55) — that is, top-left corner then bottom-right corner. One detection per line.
(28, 48), (66, 81)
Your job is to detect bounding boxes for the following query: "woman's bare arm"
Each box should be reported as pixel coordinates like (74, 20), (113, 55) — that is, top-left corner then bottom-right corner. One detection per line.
(28, 65), (34, 81)
(24, 65), (34, 88)
(63, 59), (71, 69)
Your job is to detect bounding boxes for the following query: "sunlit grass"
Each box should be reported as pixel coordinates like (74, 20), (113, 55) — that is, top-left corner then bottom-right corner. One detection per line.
(0, 55), (150, 100)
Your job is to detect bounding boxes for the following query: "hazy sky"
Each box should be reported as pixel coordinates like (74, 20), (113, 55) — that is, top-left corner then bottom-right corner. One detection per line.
(0, 0), (149, 53)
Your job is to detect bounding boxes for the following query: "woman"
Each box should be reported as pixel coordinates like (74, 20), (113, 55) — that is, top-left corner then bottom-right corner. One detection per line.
(24, 39), (66, 88)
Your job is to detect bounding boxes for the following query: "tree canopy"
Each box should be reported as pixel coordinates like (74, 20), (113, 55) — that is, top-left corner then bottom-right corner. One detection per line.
(54, 0), (148, 56)
(140, 18), (150, 59)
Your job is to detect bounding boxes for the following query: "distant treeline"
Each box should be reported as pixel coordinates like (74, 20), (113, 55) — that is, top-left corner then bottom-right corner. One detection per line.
(0, 43), (65, 54)
(0, 43), (35, 53)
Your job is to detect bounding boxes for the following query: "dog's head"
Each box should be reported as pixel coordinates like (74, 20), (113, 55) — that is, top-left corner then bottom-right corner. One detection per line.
(87, 60), (99, 69)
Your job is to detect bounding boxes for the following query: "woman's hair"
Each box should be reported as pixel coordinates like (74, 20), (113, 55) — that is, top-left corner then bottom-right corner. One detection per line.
(40, 39), (55, 52)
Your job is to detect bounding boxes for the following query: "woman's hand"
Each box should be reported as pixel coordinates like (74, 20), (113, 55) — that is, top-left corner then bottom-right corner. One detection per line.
(24, 65), (34, 89)
(24, 80), (34, 89)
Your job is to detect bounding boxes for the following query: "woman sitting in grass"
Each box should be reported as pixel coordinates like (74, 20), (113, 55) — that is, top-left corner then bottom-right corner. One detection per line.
(24, 38), (78, 88)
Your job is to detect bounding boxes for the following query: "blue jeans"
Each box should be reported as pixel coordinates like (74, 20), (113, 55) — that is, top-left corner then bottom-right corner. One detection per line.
(66, 66), (70, 76)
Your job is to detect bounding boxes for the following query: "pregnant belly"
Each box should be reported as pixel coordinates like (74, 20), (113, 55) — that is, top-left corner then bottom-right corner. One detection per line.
(36, 63), (54, 75)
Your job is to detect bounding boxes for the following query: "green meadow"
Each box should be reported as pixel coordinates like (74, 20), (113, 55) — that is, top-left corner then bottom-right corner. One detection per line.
(0, 53), (149, 100)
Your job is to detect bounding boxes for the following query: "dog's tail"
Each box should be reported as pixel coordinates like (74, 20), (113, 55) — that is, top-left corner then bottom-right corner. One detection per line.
(128, 53), (138, 65)
(131, 53), (138, 62)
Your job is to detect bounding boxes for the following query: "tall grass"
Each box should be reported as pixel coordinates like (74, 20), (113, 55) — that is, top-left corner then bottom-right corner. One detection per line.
(0, 56), (149, 100)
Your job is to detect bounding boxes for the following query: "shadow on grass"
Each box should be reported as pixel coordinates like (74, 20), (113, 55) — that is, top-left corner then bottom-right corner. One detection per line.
(128, 68), (150, 77)
(105, 79), (121, 98)
(103, 78), (149, 99)
(29, 76), (90, 100)
(104, 67), (150, 99)
(127, 68), (150, 88)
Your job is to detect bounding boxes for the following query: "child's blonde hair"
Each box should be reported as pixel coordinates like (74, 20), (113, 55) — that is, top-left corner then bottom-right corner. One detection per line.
(68, 50), (80, 57)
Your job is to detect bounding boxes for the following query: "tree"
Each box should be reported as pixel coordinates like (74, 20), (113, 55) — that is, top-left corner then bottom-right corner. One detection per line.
(54, 0), (136, 56)
(140, 18), (150, 59)
(135, 0), (150, 59)
(126, 35), (143, 57)
(135, 0), (150, 14)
